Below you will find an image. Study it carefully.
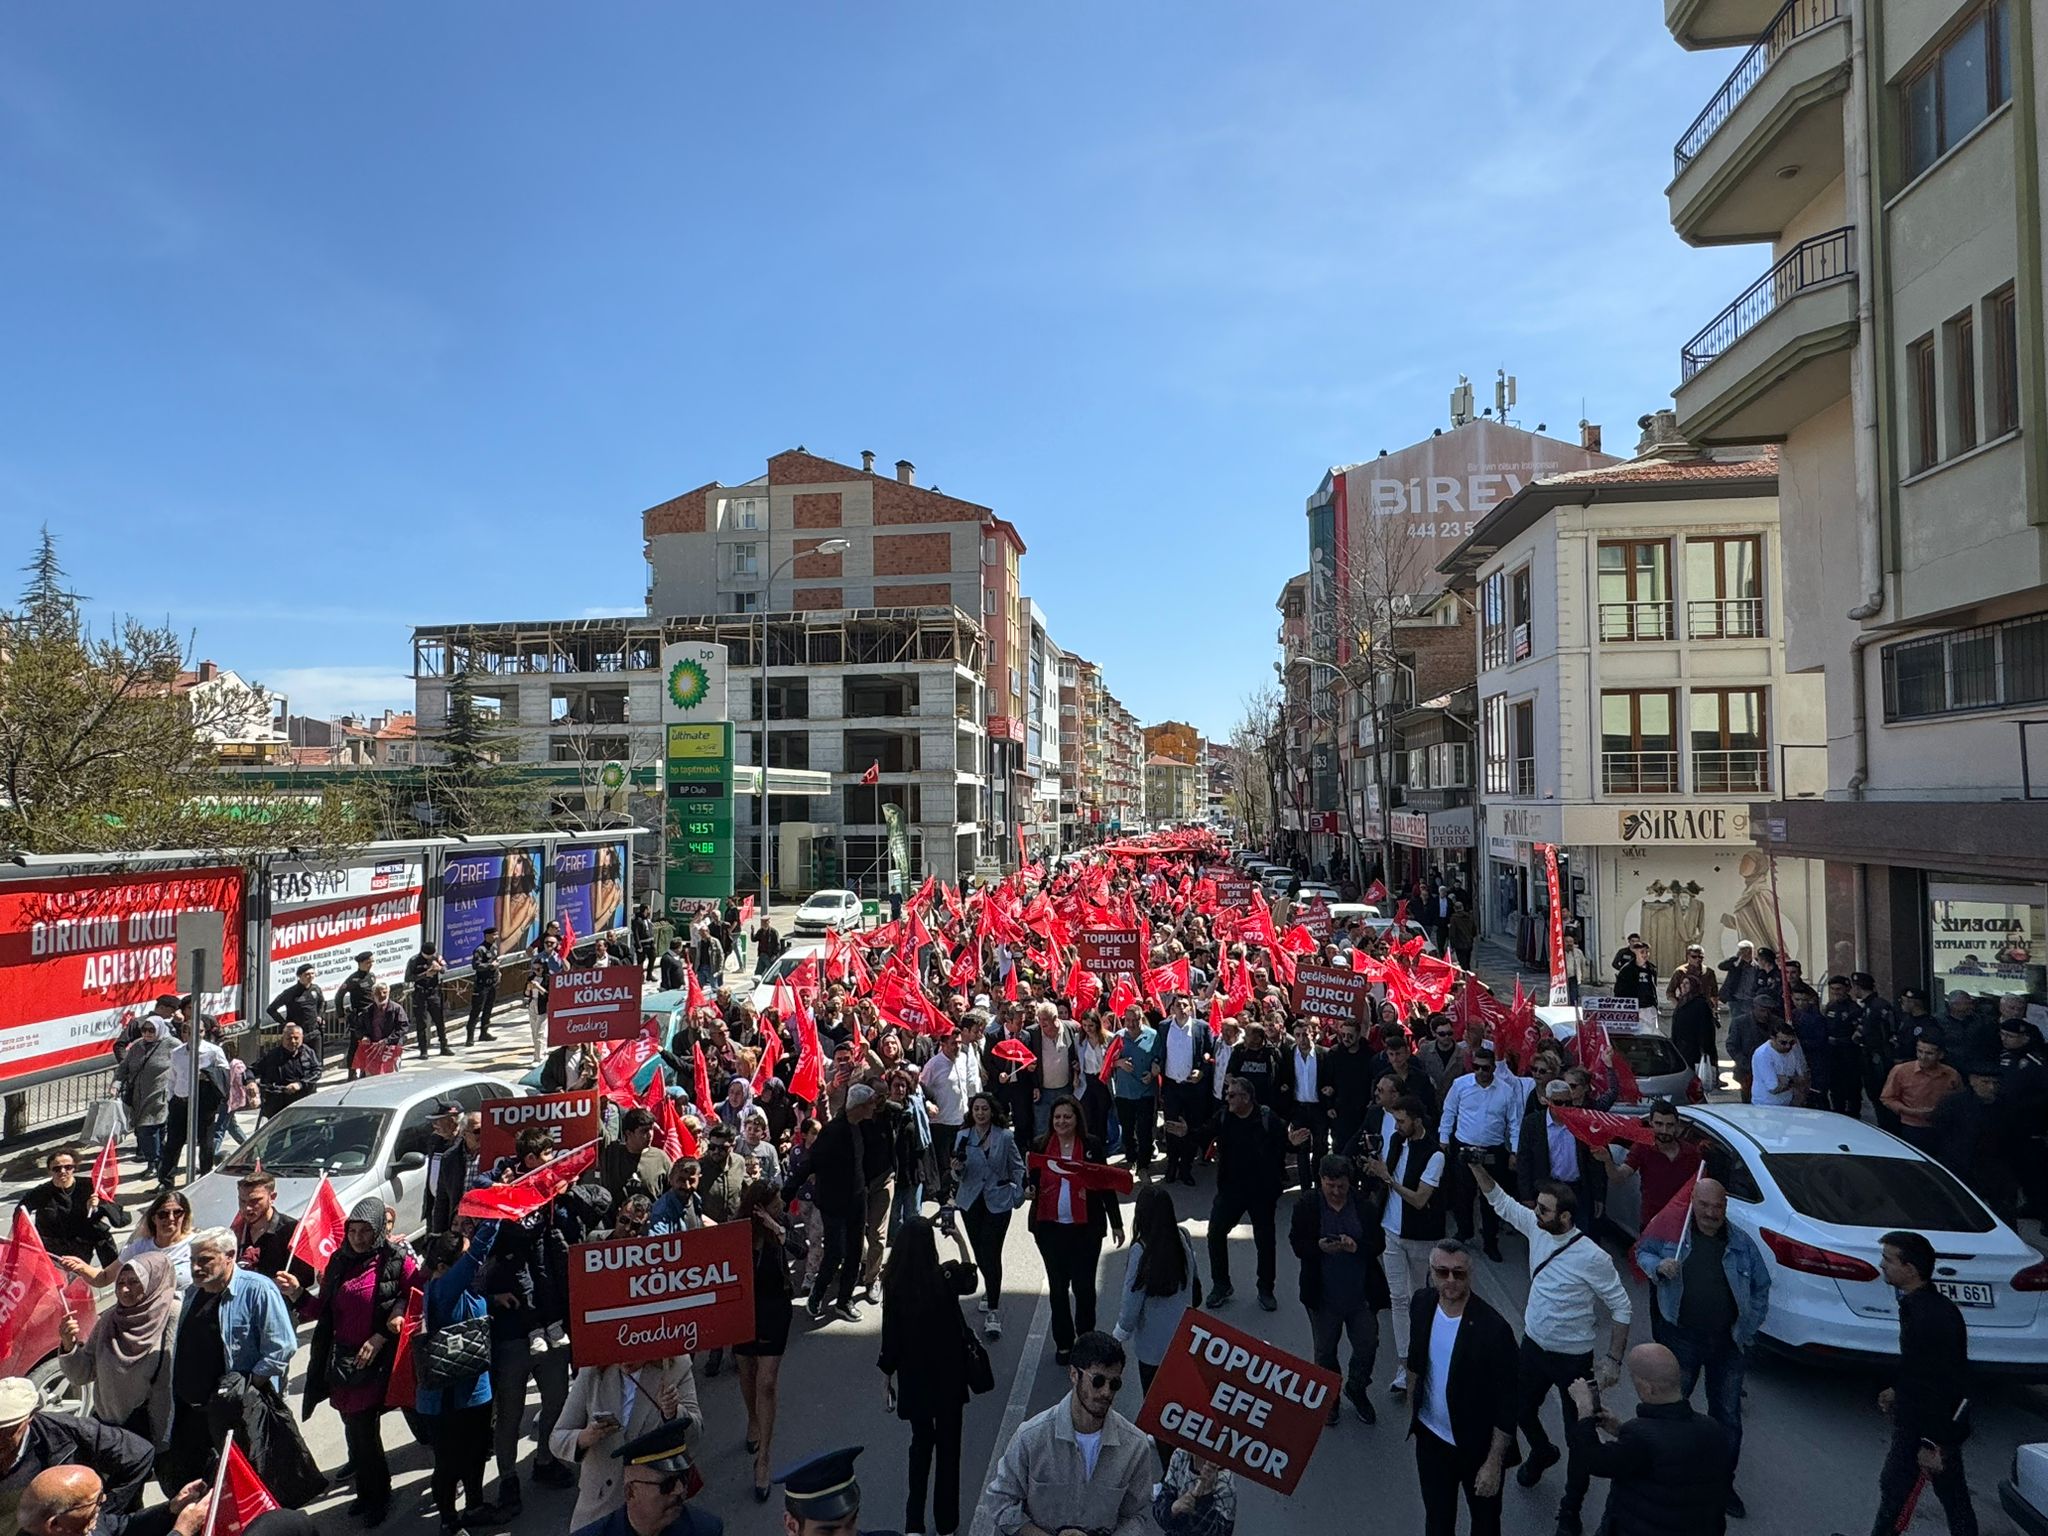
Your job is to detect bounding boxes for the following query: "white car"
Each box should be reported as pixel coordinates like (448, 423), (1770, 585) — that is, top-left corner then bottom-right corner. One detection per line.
(791, 888), (862, 935)
(1610, 1104), (2048, 1379)
(747, 940), (824, 1013)
(1295, 883), (1342, 906)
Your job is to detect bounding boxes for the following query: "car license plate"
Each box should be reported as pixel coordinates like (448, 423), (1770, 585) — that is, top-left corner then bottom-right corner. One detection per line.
(1935, 1281), (1994, 1307)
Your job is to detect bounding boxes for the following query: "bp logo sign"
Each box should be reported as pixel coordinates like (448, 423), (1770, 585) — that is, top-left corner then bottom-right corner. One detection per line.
(598, 761), (628, 792)
(667, 657), (710, 713)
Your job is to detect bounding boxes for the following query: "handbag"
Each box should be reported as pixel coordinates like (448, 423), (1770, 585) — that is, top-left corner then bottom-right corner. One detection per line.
(83, 1097), (130, 1144)
(417, 1315), (493, 1388)
(961, 1315), (995, 1396)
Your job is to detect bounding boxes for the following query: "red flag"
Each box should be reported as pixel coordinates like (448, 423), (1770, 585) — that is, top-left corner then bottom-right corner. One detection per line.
(1364, 879), (1388, 905)
(1208, 992), (1223, 1028)
(788, 1013), (823, 1106)
(946, 944), (981, 995)
(665, 1094), (700, 1159)
(692, 1042), (715, 1115)
(1027, 1152), (1136, 1195)
(1106, 973), (1141, 1017)
(1548, 1105), (1660, 1154)
(286, 1175), (347, 1273)
(641, 1072), (682, 1160)
(861, 761), (880, 786)
(600, 1033), (658, 1101)
(90, 1133), (120, 1208)
(738, 895), (756, 928)
(458, 1139), (600, 1221)
(0, 1208), (67, 1370)
(350, 1038), (404, 1076)
(383, 1290), (424, 1411)
(771, 976), (799, 1020)
(1015, 821), (1027, 868)
(1002, 966), (1018, 1002)
(205, 1437), (280, 1536)
(752, 1027), (784, 1094)
(1097, 1032), (1125, 1085)
(1145, 956), (1191, 1000)
(560, 911), (578, 963)
(683, 961), (708, 1016)
(1640, 1164), (1701, 1250)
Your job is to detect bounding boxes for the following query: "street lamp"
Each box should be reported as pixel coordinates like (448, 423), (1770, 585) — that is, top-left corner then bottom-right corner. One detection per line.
(760, 539), (850, 915)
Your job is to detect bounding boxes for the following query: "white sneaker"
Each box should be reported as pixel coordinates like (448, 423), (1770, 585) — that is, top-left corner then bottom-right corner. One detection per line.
(977, 1298), (992, 1315)
(984, 1315), (1002, 1340)
(545, 1321), (569, 1351)
(1390, 1369), (1408, 1394)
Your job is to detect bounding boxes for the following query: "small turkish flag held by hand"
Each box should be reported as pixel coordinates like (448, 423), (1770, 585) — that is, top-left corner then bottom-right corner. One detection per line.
(204, 1436), (280, 1536)
(861, 762), (881, 786)
(458, 1139), (600, 1221)
(90, 1133), (120, 1207)
(286, 1175), (346, 1274)
(383, 1290), (424, 1410)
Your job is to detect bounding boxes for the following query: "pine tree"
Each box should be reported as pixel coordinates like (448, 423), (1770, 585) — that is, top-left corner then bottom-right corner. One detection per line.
(419, 667), (531, 833)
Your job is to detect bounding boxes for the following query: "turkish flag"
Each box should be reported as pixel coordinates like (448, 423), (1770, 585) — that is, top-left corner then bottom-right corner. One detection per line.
(1098, 1032), (1125, 1085)
(1027, 1152), (1135, 1195)
(752, 1027), (784, 1094)
(286, 1175), (347, 1274)
(204, 1438), (281, 1536)
(1106, 973), (1142, 1018)
(1549, 1105), (1659, 1154)
(0, 1208), (67, 1371)
(692, 1042), (715, 1115)
(458, 1139), (600, 1221)
(861, 762), (880, 786)
(90, 1133), (120, 1208)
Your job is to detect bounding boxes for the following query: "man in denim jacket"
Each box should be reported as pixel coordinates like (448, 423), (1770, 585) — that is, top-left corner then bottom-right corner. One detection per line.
(1632, 1177), (1771, 1520)
(164, 1228), (300, 1485)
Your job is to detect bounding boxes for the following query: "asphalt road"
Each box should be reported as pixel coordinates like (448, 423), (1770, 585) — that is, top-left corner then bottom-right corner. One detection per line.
(266, 1170), (2048, 1536)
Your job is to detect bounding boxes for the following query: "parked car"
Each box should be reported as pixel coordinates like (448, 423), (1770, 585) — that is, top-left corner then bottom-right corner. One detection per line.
(190, 1068), (524, 1238)
(1606, 1104), (2048, 1378)
(1295, 883), (1342, 906)
(748, 941), (825, 1014)
(792, 888), (862, 935)
(2002, 1444), (2048, 1535)
(1534, 1007), (1702, 1107)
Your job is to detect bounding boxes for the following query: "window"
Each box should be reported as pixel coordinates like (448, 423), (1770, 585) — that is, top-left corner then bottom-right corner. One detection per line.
(1902, 1), (2012, 179)
(1482, 694), (1510, 794)
(1600, 690), (1677, 793)
(1882, 613), (2048, 719)
(1511, 701), (1536, 797)
(725, 591), (759, 615)
(1990, 284), (2020, 436)
(1690, 687), (1769, 792)
(1950, 308), (1979, 453)
(1908, 334), (1939, 473)
(1685, 536), (1764, 638)
(723, 496), (762, 530)
(1509, 566), (1533, 659)
(1596, 541), (1672, 641)
(1480, 571), (1509, 669)
(730, 542), (760, 578)
(1764, 1154), (1994, 1233)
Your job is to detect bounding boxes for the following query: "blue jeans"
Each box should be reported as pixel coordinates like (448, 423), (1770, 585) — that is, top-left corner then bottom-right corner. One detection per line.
(1663, 1320), (1747, 1472)
(890, 1177), (925, 1238)
(134, 1121), (163, 1174)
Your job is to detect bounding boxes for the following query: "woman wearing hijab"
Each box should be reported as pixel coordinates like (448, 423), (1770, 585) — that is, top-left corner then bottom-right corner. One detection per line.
(718, 1077), (755, 1132)
(56, 1252), (180, 1446)
(280, 1197), (417, 1527)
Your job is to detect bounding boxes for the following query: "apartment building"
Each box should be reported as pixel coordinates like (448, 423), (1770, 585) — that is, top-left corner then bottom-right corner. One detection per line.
(1022, 600), (1064, 858)
(1665, 0), (2046, 994)
(1442, 431), (1826, 970)
(1145, 754), (1202, 827)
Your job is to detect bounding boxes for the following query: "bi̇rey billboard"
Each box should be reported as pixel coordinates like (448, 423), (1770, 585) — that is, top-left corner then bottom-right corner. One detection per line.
(554, 842), (628, 942)
(0, 867), (246, 1085)
(440, 849), (543, 965)
(266, 858), (423, 998)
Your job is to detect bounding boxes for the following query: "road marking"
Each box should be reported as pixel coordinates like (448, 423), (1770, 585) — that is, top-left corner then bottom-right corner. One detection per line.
(968, 1288), (1053, 1536)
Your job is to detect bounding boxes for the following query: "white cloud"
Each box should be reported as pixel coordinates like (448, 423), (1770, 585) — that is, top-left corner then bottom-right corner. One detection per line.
(264, 666), (414, 720)
(579, 604), (644, 619)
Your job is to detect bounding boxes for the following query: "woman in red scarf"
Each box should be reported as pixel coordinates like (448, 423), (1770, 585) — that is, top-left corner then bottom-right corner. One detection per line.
(1027, 1095), (1126, 1366)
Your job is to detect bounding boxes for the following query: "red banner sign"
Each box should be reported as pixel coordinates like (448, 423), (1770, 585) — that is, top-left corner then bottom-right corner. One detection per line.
(1077, 927), (1144, 978)
(1211, 875), (1254, 910)
(1542, 843), (1568, 1006)
(1291, 961), (1370, 1023)
(0, 866), (246, 1087)
(547, 967), (644, 1045)
(1299, 898), (1333, 941)
(1135, 1311), (1337, 1495)
(567, 1221), (755, 1368)
(478, 1090), (602, 1164)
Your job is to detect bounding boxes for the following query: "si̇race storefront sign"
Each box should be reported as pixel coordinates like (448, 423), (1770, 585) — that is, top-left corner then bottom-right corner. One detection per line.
(567, 1223), (754, 1368)
(1135, 1312), (1338, 1495)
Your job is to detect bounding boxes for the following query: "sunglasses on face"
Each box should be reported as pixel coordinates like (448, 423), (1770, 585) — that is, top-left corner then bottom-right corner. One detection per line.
(1430, 1265), (1469, 1280)
(631, 1474), (686, 1495)
(1084, 1372), (1124, 1392)
(50, 1163), (74, 1173)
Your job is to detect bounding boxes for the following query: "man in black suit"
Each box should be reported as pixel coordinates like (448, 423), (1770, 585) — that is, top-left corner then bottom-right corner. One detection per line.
(1407, 1237), (1519, 1536)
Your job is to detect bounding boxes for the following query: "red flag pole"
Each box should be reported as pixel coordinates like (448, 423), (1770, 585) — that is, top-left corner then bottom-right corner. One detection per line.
(202, 1429), (235, 1536)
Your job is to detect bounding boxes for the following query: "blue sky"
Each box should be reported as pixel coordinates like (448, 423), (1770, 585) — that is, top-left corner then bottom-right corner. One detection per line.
(3, 5), (1759, 741)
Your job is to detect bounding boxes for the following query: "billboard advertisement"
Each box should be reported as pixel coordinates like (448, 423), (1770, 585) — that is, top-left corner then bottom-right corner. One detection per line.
(1331, 421), (1610, 599)
(554, 842), (628, 941)
(266, 857), (422, 998)
(440, 849), (542, 964)
(0, 867), (246, 1085)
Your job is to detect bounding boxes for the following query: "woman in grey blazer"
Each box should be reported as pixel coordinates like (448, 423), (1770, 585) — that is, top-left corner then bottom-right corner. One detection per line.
(947, 1092), (1026, 1341)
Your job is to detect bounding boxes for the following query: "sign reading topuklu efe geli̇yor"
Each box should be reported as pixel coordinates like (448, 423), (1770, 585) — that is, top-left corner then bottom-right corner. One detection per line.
(1136, 1311), (1339, 1495)
(1078, 928), (1144, 979)
(546, 967), (644, 1046)
(567, 1221), (755, 1368)
(477, 1090), (602, 1164)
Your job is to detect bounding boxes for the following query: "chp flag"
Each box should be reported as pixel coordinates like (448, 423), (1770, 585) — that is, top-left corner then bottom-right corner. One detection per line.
(478, 1090), (602, 1164)
(568, 1220), (754, 1368)
(1291, 961), (1371, 1023)
(547, 966), (644, 1046)
(1136, 1311), (1338, 1495)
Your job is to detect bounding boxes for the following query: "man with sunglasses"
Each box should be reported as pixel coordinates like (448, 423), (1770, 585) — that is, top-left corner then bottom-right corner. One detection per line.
(980, 1331), (1154, 1536)
(20, 1149), (116, 1266)
(572, 1418), (721, 1536)
(1438, 1047), (1527, 1263)
(1405, 1239), (1518, 1536)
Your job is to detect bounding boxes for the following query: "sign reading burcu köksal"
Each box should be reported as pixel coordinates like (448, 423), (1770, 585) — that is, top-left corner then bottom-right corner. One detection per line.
(1291, 961), (1370, 1023)
(1299, 898), (1333, 941)
(477, 1090), (601, 1164)
(1136, 1311), (1338, 1495)
(546, 967), (644, 1046)
(1078, 928), (1144, 979)
(568, 1221), (754, 1368)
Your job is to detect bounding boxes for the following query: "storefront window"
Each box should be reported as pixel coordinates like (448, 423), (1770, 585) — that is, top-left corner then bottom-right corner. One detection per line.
(1929, 879), (2046, 999)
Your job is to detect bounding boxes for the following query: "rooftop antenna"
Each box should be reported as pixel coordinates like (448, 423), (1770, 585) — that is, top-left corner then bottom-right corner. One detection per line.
(1449, 375), (1475, 428)
(1495, 368), (1518, 428)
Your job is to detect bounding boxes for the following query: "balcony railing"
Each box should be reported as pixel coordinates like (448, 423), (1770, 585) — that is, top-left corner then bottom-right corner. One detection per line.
(1598, 601), (1676, 643)
(1688, 597), (1766, 639)
(1692, 749), (1770, 793)
(1674, 0), (1844, 174)
(1682, 227), (1855, 380)
(1602, 751), (1681, 794)
(1513, 757), (1536, 797)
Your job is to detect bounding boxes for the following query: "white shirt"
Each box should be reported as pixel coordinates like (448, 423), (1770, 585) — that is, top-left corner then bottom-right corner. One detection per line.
(920, 1047), (980, 1125)
(1039, 1022), (1072, 1092)
(1073, 1427), (1103, 1479)
(1291, 1049), (1318, 1105)
(1751, 1040), (1807, 1105)
(1440, 1070), (1522, 1148)
(1163, 1020), (1198, 1083)
(1417, 1306), (1462, 1443)
(1383, 1146), (1445, 1234)
(119, 1233), (193, 1288)
(1212, 1040), (1236, 1099)
(167, 1039), (229, 1098)
(1483, 1184), (1632, 1354)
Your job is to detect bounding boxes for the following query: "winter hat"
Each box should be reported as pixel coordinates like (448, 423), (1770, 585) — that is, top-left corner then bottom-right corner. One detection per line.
(348, 1196), (386, 1229)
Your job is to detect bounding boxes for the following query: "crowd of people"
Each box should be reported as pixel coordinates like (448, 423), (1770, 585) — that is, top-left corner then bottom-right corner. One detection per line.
(12, 835), (2033, 1536)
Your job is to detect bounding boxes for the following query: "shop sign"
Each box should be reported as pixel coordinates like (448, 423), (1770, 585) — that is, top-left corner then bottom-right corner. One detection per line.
(1486, 836), (1524, 863)
(1426, 813), (1474, 850)
(1307, 811), (1340, 835)
(1497, 806), (1552, 841)
(1612, 807), (1751, 845)
(1390, 811), (1429, 849)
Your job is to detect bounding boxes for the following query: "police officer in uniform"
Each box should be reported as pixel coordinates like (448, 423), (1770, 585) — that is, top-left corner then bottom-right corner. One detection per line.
(570, 1420), (722, 1536)
(778, 1447), (901, 1536)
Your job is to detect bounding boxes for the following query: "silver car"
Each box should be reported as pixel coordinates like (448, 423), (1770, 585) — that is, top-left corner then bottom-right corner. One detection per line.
(187, 1068), (524, 1236)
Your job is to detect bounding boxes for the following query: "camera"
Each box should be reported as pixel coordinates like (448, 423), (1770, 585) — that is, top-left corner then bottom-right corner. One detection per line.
(1460, 1147), (1491, 1166)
